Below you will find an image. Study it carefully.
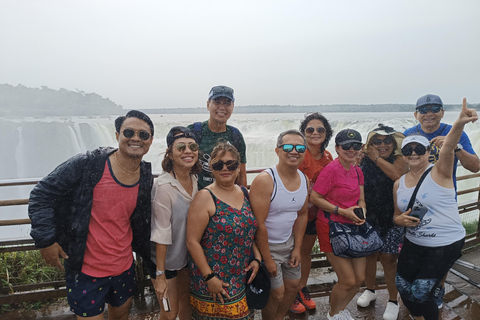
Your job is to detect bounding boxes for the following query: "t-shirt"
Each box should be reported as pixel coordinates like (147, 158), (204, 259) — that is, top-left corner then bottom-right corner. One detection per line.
(298, 149), (333, 220)
(313, 158), (364, 224)
(403, 123), (476, 190)
(82, 160), (138, 277)
(187, 121), (246, 189)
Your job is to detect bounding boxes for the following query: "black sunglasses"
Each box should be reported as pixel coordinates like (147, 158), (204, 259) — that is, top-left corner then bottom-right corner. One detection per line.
(175, 142), (199, 152)
(211, 160), (239, 171)
(278, 144), (306, 153)
(122, 129), (151, 140)
(372, 136), (394, 146)
(416, 105), (443, 114)
(401, 144), (427, 156)
(341, 143), (363, 151)
(305, 127), (326, 134)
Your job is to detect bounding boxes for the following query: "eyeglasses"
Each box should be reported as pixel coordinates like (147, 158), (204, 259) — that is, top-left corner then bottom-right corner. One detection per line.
(416, 105), (443, 114)
(340, 143), (363, 151)
(211, 160), (239, 171)
(372, 136), (394, 146)
(174, 142), (199, 152)
(122, 129), (151, 140)
(305, 127), (326, 134)
(278, 144), (306, 153)
(212, 98), (233, 106)
(401, 144), (427, 156)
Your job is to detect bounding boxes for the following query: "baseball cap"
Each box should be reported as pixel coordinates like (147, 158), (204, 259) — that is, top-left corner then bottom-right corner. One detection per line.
(401, 135), (430, 148)
(166, 126), (197, 148)
(416, 94), (443, 109)
(208, 85), (235, 102)
(335, 129), (362, 145)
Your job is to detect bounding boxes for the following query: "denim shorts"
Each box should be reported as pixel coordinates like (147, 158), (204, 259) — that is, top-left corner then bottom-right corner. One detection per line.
(66, 262), (136, 317)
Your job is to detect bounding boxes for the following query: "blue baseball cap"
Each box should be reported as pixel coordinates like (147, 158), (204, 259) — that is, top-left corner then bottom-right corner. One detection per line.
(208, 85), (235, 102)
(416, 94), (443, 109)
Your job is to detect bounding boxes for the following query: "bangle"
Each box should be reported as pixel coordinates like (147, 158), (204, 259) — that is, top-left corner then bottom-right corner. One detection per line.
(252, 258), (261, 266)
(204, 272), (216, 282)
(334, 205), (339, 215)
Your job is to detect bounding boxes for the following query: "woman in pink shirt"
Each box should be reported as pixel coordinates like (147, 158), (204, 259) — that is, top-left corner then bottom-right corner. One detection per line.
(310, 129), (366, 320)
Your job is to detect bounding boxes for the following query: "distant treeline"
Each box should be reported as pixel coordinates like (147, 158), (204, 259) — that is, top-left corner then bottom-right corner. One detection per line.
(0, 84), (123, 117)
(142, 103), (475, 115)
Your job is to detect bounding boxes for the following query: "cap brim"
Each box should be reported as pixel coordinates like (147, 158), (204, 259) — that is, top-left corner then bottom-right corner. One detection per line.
(365, 131), (405, 157)
(338, 139), (362, 145)
(209, 94), (235, 102)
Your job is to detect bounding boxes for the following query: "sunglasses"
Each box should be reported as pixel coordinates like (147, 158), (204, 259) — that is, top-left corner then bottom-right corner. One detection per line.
(122, 129), (151, 140)
(211, 160), (239, 171)
(213, 97), (233, 106)
(278, 144), (306, 153)
(401, 144), (427, 156)
(175, 142), (199, 152)
(372, 136), (394, 146)
(416, 105), (443, 114)
(340, 143), (363, 151)
(305, 126), (326, 134)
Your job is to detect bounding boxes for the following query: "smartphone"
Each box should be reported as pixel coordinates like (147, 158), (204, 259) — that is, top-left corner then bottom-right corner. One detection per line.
(353, 207), (365, 220)
(162, 297), (171, 312)
(410, 206), (428, 220)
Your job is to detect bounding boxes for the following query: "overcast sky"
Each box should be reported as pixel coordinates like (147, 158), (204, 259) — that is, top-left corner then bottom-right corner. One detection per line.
(1, 1), (479, 109)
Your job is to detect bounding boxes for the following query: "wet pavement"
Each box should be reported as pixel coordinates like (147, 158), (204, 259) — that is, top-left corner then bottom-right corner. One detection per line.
(3, 247), (480, 319)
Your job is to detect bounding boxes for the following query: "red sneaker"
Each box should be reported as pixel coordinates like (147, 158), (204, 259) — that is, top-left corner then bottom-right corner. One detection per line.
(289, 297), (306, 314)
(298, 286), (316, 310)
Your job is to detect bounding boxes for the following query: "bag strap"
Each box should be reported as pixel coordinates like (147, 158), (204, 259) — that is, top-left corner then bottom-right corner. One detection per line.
(268, 168), (277, 202)
(406, 166), (433, 210)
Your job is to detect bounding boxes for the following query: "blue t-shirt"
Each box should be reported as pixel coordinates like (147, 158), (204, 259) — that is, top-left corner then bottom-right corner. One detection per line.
(403, 123), (476, 190)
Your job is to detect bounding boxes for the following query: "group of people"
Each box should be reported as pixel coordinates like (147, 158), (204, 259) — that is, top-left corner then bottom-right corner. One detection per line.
(28, 85), (479, 320)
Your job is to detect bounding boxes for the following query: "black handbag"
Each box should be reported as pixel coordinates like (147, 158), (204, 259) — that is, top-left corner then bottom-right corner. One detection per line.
(326, 211), (384, 258)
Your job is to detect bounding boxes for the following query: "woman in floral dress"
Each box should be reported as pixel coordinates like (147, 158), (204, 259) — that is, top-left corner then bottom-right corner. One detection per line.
(187, 141), (261, 320)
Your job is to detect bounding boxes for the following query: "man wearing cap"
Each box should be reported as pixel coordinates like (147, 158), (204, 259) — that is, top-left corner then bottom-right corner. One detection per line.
(28, 110), (156, 319)
(188, 85), (247, 189)
(403, 94), (480, 190)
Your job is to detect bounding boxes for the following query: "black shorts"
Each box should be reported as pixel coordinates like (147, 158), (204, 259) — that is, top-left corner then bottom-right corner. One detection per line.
(304, 218), (317, 235)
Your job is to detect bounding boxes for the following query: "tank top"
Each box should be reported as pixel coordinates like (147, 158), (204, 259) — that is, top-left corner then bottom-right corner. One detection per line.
(396, 169), (465, 247)
(264, 166), (308, 243)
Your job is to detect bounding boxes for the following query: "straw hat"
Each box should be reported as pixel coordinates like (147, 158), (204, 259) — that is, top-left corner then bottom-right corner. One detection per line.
(365, 124), (405, 157)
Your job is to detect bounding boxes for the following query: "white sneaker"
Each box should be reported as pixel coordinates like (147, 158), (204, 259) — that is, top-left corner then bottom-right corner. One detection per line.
(382, 301), (399, 320)
(327, 311), (345, 320)
(340, 310), (355, 320)
(356, 290), (376, 307)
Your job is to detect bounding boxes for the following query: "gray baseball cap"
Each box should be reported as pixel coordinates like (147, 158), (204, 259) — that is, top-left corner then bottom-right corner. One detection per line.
(208, 85), (235, 102)
(416, 94), (443, 109)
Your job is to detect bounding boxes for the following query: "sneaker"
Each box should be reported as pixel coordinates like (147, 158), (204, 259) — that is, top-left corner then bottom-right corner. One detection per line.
(434, 285), (445, 309)
(340, 310), (354, 320)
(298, 286), (316, 310)
(327, 311), (345, 320)
(356, 290), (376, 307)
(289, 297), (306, 314)
(383, 301), (399, 320)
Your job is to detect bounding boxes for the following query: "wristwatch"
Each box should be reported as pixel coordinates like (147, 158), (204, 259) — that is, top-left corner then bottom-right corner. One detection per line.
(454, 143), (463, 153)
(156, 270), (165, 276)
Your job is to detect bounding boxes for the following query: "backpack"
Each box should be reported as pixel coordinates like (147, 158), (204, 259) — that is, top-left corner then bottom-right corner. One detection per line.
(192, 122), (242, 151)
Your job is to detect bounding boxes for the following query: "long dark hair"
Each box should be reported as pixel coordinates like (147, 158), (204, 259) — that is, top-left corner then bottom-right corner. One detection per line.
(299, 112), (333, 153)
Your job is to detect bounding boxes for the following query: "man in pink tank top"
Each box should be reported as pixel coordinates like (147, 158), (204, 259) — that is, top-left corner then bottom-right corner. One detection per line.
(250, 130), (309, 320)
(29, 110), (155, 320)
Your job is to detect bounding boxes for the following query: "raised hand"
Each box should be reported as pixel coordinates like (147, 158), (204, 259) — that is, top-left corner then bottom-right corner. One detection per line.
(458, 97), (478, 125)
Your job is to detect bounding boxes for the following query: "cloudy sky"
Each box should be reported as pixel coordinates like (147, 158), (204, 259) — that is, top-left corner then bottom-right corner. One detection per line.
(1, 1), (479, 109)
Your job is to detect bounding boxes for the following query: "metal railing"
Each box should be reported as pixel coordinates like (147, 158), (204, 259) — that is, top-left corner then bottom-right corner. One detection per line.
(1, 170), (479, 304)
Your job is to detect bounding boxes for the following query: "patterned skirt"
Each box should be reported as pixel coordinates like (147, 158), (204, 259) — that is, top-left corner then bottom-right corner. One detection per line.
(190, 291), (253, 320)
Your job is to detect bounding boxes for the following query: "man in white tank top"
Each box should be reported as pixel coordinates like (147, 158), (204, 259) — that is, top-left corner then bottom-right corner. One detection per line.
(250, 130), (309, 320)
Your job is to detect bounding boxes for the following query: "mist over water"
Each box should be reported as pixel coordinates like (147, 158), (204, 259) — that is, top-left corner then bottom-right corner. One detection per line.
(2, 111), (480, 239)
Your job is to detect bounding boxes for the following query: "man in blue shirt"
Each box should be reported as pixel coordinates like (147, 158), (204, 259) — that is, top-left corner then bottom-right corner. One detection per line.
(403, 94), (479, 190)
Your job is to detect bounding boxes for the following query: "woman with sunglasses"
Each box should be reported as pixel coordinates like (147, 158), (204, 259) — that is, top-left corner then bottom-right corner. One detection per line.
(187, 141), (261, 320)
(393, 99), (476, 320)
(310, 128), (366, 320)
(356, 124), (407, 320)
(150, 126), (201, 320)
(288, 113), (334, 314)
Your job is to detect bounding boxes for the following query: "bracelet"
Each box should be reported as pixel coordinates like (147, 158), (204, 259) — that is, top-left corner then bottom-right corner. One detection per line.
(334, 205), (339, 215)
(156, 270), (165, 276)
(252, 258), (261, 266)
(204, 272), (216, 282)
(374, 156), (379, 164)
(393, 215), (399, 225)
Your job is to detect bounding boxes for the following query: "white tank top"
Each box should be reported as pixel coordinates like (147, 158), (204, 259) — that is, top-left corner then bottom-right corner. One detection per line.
(264, 166), (308, 243)
(396, 169), (465, 247)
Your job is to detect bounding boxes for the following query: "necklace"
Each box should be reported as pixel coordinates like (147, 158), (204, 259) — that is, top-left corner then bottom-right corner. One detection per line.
(114, 153), (140, 174)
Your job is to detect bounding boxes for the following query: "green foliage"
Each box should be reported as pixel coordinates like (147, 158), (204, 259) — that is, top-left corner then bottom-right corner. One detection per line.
(0, 250), (65, 292)
(463, 221), (479, 235)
